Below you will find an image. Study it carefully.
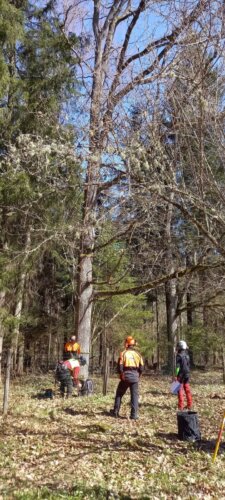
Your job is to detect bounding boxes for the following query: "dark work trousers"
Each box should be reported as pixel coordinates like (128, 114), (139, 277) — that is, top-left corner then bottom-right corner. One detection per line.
(114, 379), (139, 419)
(60, 373), (73, 397)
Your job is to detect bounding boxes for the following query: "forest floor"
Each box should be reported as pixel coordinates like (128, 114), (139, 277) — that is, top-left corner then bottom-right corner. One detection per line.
(1, 371), (225, 499)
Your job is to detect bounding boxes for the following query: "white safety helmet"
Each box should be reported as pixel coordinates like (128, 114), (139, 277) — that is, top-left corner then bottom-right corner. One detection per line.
(177, 340), (188, 350)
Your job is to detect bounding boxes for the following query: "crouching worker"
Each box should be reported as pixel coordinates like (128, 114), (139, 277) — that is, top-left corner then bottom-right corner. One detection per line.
(55, 354), (81, 398)
(176, 340), (192, 410)
(110, 336), (144, 420)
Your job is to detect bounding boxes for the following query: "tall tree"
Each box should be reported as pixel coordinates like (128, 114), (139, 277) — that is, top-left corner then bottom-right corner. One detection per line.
(59, 0), (214, 375)
(0, 1), (81, 372)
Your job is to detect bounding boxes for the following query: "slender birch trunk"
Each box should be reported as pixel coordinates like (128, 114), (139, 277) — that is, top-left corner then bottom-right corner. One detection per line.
(47, 327), (52, 372)
(165, 194), (178, 373)
(3, 348), (12, 416)
(12, 229), (31, 372)
(17, 337), (24, 375)
(12, 270), (27, 372)
(0, 290), (6, 383)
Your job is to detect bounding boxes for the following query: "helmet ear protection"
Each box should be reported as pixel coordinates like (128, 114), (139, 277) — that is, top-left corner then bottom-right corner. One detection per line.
(177, 340), (188, 350)
(125, 337), (136, 347)
(125, 336), (133, 344)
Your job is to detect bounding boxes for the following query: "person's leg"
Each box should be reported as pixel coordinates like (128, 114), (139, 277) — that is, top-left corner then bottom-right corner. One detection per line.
(60, 380), (65, 397)
(183, 382), (192, 409)
(130, 382), (139, 419)
(178, 384), (184, 410)
(73, 367), (80, 387)
(66, 376), (73, 398)
(113, 380), (129, 415)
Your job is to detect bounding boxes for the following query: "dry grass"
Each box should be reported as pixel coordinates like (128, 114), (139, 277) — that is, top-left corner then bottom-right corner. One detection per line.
(0, 371), (225, 499)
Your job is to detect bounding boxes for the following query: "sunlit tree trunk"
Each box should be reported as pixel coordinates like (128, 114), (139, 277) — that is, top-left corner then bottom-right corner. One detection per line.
(17, 336), (24, 375)
(165, 195), (178, 373)
(0, 290), (6, 383)
(11, 229), (31, 372)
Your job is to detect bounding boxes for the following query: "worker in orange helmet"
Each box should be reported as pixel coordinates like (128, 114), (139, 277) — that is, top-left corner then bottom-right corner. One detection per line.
(125, 336), (134, 348)
(64, 335), (81, 359)
(110, 336), (144, 420)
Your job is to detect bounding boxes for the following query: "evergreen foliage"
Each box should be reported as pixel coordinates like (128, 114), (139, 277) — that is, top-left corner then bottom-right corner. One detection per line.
(0, 1), (81, 366)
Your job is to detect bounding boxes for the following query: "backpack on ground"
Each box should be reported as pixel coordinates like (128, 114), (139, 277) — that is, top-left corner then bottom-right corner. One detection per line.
(79, 379), (94, 396)
(35, 389), (54, 399)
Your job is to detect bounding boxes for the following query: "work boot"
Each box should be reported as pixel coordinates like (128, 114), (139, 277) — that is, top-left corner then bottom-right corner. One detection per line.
(109, 409), (119, 418)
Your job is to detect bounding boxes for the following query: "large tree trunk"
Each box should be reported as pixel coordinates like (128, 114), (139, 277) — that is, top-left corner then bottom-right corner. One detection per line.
(75, 110), (100, 378)
(76, 246), (94, 378)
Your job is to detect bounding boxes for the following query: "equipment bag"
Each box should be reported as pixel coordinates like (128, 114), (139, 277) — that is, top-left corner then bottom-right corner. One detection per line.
(170, 381), (181, 395)
(55, 362), (70, 382)
(177, 411), (201, 442)
(79, 378), (94, 396)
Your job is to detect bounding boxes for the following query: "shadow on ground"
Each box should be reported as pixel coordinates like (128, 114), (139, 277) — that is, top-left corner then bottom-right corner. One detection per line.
(156, 431), (225, 454)
(140, 402), (171, 410)
(145, 390), (169, 396)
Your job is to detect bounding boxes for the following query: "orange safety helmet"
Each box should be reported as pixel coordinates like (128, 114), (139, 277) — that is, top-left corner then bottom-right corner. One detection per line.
(125, 336), (135, 347)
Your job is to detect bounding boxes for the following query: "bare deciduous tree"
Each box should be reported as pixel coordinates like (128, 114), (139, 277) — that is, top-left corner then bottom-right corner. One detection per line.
(58, 0), (220, 375)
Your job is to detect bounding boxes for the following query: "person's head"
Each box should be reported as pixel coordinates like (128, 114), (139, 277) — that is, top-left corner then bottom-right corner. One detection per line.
(64, 352), (74, 361)
(125, 336), (136, 348)
(70, 335), (76, 342)
(176, 340), (188, 352)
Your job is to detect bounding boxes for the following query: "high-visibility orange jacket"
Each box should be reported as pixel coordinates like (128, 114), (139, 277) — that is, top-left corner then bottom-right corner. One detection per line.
(118, 347), (144, 381)
(64, 341), (81, 355)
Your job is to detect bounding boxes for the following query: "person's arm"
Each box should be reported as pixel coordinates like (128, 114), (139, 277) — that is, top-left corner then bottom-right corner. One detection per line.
(176, 354), (182, 380)
(138, 354), (144, 376)
(70, 360), (80, 382)
(64, 342), (69, 352)
(72, 367), (79, 382)
(119, 353), (124, 373)
(118, 351), (125, 379)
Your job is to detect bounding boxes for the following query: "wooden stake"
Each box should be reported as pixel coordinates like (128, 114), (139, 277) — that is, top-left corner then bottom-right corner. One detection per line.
(212, 410), (225, 463)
